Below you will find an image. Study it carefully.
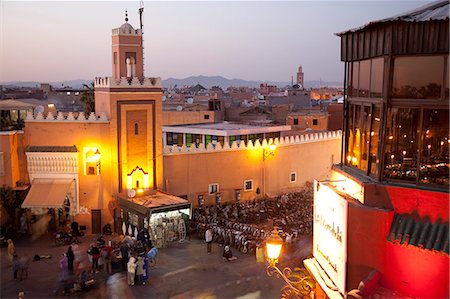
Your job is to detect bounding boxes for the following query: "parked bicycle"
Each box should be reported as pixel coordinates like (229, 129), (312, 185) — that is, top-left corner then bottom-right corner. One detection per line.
(54, 231), (74, 246)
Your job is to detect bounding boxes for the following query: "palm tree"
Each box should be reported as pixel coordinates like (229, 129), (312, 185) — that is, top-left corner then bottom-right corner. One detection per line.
(81, 82), (95, 115)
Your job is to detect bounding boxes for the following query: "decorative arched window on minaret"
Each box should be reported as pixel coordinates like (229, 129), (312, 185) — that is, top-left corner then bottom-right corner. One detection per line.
(134, 123), (139, 135)
(126, 56), (136, 78)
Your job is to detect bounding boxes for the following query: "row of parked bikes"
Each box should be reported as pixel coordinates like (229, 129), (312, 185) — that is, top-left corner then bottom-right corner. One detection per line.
(192, 185), (314, 254)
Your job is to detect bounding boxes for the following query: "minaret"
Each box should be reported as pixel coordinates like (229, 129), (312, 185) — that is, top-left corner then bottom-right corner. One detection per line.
(111, 10), (144, 81)
(296, 65), (304, 88)
(95, 9), (163, 193)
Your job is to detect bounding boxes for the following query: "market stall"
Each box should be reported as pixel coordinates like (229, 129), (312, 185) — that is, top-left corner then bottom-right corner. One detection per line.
(117, 191), (191, 248)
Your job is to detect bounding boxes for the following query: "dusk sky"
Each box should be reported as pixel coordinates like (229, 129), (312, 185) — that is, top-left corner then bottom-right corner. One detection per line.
(1, 1), (430, 83)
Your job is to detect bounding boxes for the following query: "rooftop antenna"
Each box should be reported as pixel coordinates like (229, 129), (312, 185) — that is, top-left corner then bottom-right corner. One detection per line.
(139, 0), (145, 76)
(139, 0), (144, 30)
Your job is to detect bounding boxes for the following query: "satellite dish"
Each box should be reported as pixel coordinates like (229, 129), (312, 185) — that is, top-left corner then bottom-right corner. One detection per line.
(34, 105), (45, 114)
(186, 98), (194, 104)
(176, 105), (183, 111)
(127, 189), (136, 198)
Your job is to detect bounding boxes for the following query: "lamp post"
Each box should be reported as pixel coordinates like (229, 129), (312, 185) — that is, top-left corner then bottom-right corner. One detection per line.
(266, 228), (315, 298)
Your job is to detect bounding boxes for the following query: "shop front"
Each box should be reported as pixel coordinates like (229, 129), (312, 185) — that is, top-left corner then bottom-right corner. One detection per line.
(117, 191), (191, 248)
(22, 146), (80, 232)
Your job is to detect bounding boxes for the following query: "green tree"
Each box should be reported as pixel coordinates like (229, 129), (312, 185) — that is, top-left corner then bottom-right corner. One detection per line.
(80, 82), (95, 115)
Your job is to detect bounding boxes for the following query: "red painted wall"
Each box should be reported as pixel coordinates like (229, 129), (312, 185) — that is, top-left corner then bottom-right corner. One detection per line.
(382, 242), (449, 298)
(386, 186), (449, 222)
(384, 186), (449, 298)
(347, 186), (449, 298)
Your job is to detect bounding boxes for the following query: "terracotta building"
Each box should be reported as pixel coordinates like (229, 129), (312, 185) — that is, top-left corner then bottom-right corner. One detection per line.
(304, 2), (449, 298)
(0, 12), (342, 236)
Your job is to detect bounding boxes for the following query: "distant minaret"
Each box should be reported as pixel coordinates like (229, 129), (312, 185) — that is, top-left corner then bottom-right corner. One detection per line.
(291, 76), (294, 86)
(296, 65), (304, 88)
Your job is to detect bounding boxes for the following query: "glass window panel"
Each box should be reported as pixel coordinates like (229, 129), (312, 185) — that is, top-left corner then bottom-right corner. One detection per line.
(346, 103), (363, 168)
(205, 135), (212, 146)
(240, 135), (248, 146)
(10, 110), (18, 122)
(369, 106), (381, 177)
(351, 62), (359, 97)
(392, 56), (444, 99)
(445, 56), (449, 100)
(177, 133), (183, 146)
(192, 134), (201, 147)
(167, 133), (173, 146)
(370, 58), (384, 97)
(384, 108), (420, 182)
(186, 134), (192, 147)
(346, 104), (355, 166)
(360, 106), (371, 172)
(419, 109), (449, 186)
(346, 62), (352, 95)
(217, 136), (224, 146)
(359, 60), (370, 97)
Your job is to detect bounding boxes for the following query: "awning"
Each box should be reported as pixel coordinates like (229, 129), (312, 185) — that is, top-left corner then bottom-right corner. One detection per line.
(22, 179), (74, 209)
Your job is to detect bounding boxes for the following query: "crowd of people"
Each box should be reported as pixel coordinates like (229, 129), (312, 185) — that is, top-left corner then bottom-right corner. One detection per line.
(193, 185), (314, 255)
(51, 231), (158, 296)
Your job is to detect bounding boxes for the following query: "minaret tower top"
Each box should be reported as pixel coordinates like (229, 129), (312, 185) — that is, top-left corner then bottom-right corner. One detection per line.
(111, 10), (144, 81)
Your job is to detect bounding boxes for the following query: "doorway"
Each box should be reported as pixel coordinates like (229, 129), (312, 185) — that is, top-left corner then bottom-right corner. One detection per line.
(91, 209), (101, 234)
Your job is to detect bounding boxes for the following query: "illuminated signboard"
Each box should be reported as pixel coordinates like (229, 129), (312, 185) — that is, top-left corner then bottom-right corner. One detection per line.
(313, 180), (348, 295)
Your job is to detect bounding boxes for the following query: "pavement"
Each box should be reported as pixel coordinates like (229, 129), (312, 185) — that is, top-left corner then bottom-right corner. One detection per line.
(0, 233), (312, 299)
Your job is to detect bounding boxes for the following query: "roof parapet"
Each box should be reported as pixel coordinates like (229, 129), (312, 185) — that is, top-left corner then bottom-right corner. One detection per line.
(25, 111), (109, 123)
(163, 130), (342, 155)
(94, 76), (162, 88)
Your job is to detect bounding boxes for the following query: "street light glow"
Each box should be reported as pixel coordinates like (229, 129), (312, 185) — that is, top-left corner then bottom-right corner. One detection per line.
(266, 228), (283, 262)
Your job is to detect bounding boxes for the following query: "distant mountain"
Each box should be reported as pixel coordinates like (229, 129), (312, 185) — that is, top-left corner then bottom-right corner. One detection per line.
(1, 76), (343, 90)
(162, 76), (342, 89)
(0, 80), (91, 89)
(162, 75), (284, 89)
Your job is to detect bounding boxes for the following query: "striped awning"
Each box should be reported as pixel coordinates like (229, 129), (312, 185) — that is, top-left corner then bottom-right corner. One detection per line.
(22, 179), (73, 209)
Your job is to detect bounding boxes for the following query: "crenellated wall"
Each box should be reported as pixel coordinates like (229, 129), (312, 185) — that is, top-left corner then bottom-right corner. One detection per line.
(94, 76), (162, 88)
(25, 111), (109, 123)
(163, 131), (342, 155)
(163, 131), (342, 206)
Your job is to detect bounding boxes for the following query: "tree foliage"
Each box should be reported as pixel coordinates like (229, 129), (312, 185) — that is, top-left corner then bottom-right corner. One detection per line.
(80, 82), (95, 115)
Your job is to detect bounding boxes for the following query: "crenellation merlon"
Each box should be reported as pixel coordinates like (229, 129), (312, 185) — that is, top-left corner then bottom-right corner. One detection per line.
(94, 76), (162, 88)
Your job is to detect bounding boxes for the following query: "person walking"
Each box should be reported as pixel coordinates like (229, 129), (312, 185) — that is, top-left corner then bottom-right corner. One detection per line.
(120, 241), (130, 271)
(205, 227), (213, 254)
(66, 246), (75, 273)
(72, 244), (82, 276)
(59, 253), (69, 281)
(102, 241), (113, 274)
(126, 257), (136, 286)
(87, 243), (101, 273)
(7, 239), (16, 265)
(12, 254), (20, 279)
(135, 256), (145, 285)
(70, 221), (79, 242)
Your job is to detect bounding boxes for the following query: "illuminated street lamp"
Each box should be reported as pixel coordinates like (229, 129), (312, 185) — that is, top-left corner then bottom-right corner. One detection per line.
(94, 148), (101, 161)
(266, 228), (315, 298)
(266, 227), (283, 264)
(263, 144), (277, 161)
